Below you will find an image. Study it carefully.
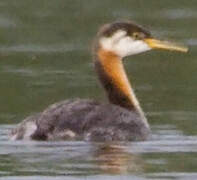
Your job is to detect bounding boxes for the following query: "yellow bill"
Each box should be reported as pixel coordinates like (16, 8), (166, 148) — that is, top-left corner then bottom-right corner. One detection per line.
(145, 38), (188, 53)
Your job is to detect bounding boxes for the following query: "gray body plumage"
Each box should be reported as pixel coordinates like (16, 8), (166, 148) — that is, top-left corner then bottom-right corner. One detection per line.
(10, 99), (150, 141)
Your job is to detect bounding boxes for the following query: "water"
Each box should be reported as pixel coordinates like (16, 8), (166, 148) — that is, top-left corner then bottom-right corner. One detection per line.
(1, 125), (197, 180)
(0, 0), (197, 179)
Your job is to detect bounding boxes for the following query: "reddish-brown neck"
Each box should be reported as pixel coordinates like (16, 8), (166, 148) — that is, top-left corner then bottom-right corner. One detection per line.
(95, 49), (141, 111)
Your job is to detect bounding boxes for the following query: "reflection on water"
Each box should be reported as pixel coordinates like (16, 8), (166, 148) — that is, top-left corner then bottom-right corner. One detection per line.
(92, 144), (143, 174)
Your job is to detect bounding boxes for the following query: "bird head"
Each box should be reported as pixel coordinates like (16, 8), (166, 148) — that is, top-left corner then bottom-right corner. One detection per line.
(97, 21), (188, 58)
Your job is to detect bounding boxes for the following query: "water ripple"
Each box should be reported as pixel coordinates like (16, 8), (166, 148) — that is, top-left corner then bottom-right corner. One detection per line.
(162, 9), (197, 19)
(0, 43), (85, 53)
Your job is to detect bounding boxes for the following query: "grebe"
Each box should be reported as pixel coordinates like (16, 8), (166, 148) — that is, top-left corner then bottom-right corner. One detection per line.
(10, 21), (188, 141)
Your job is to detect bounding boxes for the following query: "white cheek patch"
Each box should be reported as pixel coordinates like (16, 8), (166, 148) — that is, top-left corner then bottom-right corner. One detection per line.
(99, 31), (151, 58)
(100, 30), (127, 52)
(110, 30), (127, 43)
(116, 37), (151, 57)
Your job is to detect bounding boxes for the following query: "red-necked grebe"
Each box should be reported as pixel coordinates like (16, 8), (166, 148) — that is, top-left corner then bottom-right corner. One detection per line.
(10, 21), (188, 141)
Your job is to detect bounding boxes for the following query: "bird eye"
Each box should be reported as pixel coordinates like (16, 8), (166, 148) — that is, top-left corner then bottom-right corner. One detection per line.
(132, 32), (143, 40)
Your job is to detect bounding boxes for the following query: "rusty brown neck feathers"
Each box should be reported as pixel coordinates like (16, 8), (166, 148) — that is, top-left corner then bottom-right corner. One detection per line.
(95, 49), (143, 113)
